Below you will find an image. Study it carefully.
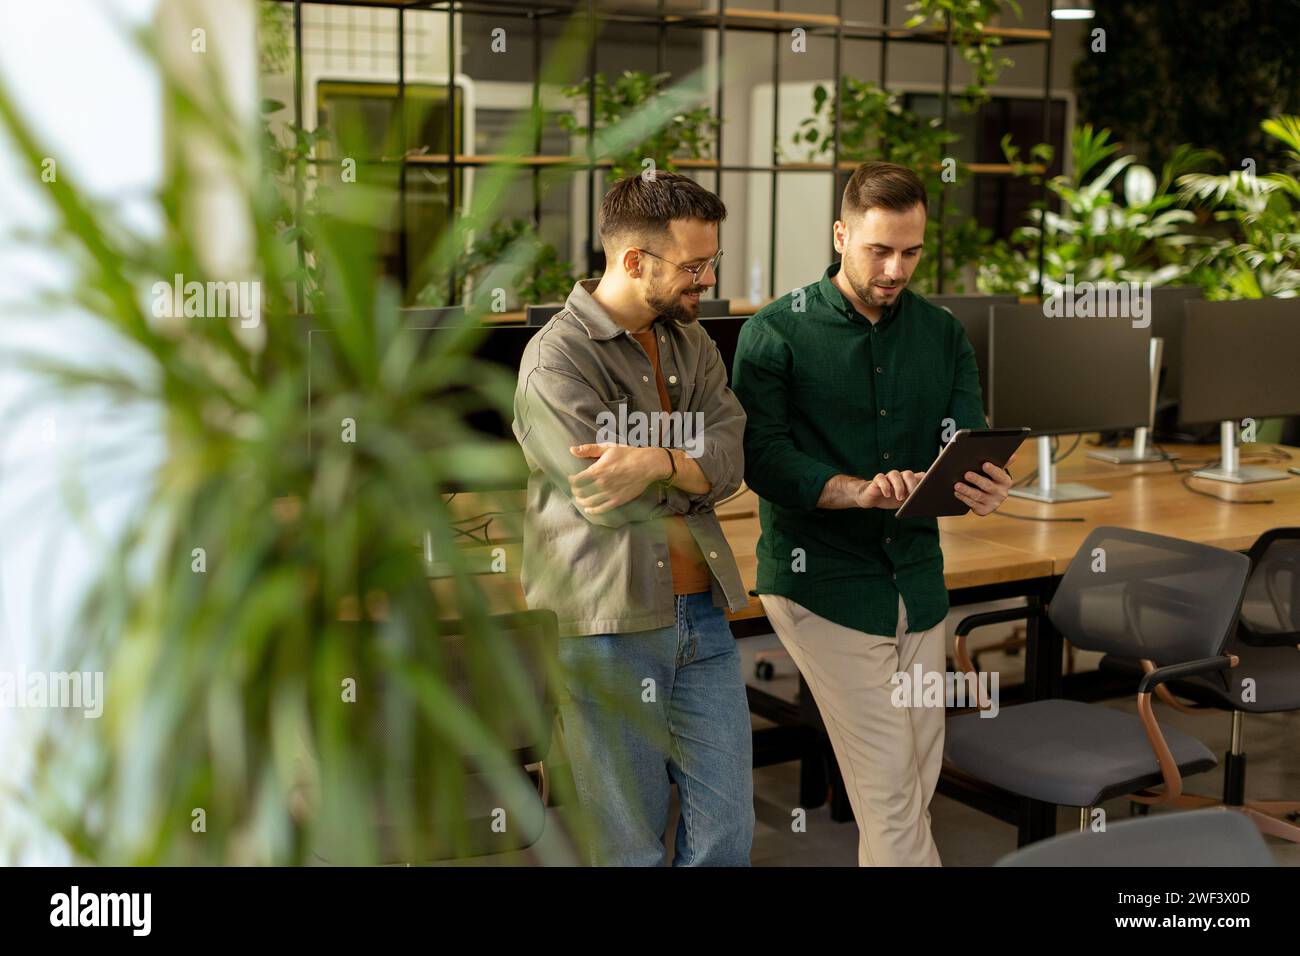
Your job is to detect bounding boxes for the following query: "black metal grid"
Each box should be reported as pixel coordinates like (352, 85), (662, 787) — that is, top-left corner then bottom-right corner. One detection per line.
(280, 0), (1056, 307)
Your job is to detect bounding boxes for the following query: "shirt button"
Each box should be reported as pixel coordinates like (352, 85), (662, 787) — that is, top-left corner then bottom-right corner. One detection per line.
(642, 375), (650, 383)
(660, 335), (666, 343)
(657, 560), (665, 568)
(883, 452), (891, 460)
(669, 375), (678, 384)
(885, 537), (892, 544)
(708, 550), (718, 559)
(880, 409), (887, 416)
(876, 366), (883, 374)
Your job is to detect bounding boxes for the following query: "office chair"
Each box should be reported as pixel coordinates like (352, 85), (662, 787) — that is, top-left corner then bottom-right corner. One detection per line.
(944, 526), (1250, 837)
(314, 609), (560, 864)
(996, 808), (1274, 866)
(1116, 527), (1300, 843)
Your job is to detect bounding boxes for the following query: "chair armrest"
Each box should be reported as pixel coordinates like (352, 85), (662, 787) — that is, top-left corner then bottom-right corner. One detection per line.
(954, 604), (1043, 637)
(953, 604), (1044, 677)
(1134, 655), (1237, 803)
(1138, 655), (1237, 695)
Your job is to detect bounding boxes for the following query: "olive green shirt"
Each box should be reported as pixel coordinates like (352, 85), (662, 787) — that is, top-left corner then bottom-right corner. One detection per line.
(512, 279), (750, 636)
(731, 263), (987, 636)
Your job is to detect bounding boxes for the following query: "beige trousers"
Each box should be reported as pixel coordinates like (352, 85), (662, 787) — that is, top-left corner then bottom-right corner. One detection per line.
(760, 592), (946, 867)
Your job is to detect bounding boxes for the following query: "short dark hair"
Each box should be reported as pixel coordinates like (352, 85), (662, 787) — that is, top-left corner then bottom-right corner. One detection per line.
(598, 171), (727, 250)
(840, 161), (928, 220)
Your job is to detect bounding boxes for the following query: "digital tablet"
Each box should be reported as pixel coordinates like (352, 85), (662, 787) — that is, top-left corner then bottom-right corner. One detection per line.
(893, 428), (1030, 519)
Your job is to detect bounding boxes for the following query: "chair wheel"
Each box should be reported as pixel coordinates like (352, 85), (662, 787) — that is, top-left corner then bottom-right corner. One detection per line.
(755, 660), (775, 680)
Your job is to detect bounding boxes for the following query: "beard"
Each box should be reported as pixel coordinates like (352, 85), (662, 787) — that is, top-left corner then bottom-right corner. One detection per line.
(645, 275), (707, 326)
(842, 258), (906, 309)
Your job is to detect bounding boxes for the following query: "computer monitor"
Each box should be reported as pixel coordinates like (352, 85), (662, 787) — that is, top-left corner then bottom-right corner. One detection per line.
(400, 306), (468, 327)
(927, 294), (1019, 412)
(1179, 297), (1300, 484)
(308, 321), (534, 457)
(1149, 285), (1204, 405)
(526, 304), (565, 326)
(698, 298), (731, 318)
(989, 304), (1151, 502)
(699, 316), (749, 374)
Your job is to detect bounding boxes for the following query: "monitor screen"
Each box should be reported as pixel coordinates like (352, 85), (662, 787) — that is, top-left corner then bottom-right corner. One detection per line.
(988, 304), (1151, 436)
(927, 294), (1020, 413)
(1148, 285), (1203, 403)
(1179, 298), (1300, 424)
(699, 316), (749, 377)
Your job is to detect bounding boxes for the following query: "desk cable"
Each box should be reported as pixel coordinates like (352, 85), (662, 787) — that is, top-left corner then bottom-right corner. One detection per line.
(1153, 442), (1292, 506)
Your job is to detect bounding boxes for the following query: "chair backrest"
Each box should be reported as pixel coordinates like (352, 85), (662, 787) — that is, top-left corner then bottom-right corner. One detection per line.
(996, 808), (1274, 867)
(1049, 526), (1251, 666)
(1239, 527), (1300, 647)
(697, 297), (731, 318)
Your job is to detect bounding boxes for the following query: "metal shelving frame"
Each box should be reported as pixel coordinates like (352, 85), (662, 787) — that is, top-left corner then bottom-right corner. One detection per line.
(279, 0), (1055, 304)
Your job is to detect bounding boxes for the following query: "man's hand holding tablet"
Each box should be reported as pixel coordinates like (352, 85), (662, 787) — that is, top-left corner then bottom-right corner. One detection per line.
(892, 428), (1029, 519)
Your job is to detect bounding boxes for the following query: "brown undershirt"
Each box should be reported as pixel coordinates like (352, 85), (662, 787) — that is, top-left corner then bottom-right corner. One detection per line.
(631, 329), (712, 596)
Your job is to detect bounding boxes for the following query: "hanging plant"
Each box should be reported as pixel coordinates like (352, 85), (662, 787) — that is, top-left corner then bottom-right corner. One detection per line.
(560, 70), (719, 180)
(905, 0), (1023, 110)
(416, 218), (578, 309)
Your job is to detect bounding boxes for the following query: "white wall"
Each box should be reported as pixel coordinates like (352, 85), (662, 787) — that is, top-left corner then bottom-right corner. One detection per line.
(0, 0), (163, 862)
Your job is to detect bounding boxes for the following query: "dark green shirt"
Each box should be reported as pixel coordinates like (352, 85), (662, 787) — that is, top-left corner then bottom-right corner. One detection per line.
(731, 263), (987, 636)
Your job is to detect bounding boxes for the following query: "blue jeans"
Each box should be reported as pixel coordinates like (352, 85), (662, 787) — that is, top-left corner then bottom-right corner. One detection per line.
(557, 592), (754, 866)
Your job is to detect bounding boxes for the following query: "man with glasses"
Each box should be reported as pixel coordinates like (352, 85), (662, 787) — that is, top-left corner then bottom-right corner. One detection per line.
(512, 172), (752, 865)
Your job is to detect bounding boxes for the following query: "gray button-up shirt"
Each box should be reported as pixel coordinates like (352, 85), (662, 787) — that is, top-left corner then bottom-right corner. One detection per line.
(512, 279), (749, 636)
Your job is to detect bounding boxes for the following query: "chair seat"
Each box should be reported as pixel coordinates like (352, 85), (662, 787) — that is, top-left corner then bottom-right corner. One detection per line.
(996, 808), (1275, 867)
(945, 699), (1217, 807)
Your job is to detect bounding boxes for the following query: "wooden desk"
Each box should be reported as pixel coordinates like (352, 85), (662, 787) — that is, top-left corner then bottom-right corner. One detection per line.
(943, 440), (1300, 573)
(439, 445), (1300, 845)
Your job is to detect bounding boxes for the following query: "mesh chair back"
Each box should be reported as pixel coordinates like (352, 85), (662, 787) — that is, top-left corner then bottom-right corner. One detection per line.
(1049, 526), (1250, 666)
(1239, 528), (1300, 647)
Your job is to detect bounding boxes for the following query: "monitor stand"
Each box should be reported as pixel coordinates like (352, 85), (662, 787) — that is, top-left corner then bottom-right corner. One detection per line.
(1087, 425), (1172, 464)
(1087, 337), (1178, 464)
(1010, 435), (1111, 503)
(1191, 421), (1290, 484)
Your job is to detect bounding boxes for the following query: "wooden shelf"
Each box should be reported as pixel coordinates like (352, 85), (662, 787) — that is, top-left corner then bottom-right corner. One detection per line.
(399, 153), (719, 169)
(667, 8), (844, 28)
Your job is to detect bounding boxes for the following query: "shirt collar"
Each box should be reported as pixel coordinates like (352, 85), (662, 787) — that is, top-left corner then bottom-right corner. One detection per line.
(819, 262), (901, 329)
(565, 278), (678, 341)
(564, 278), (629, 341)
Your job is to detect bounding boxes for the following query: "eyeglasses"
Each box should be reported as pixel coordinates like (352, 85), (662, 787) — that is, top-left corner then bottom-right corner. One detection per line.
(637, 248), (723, 282)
